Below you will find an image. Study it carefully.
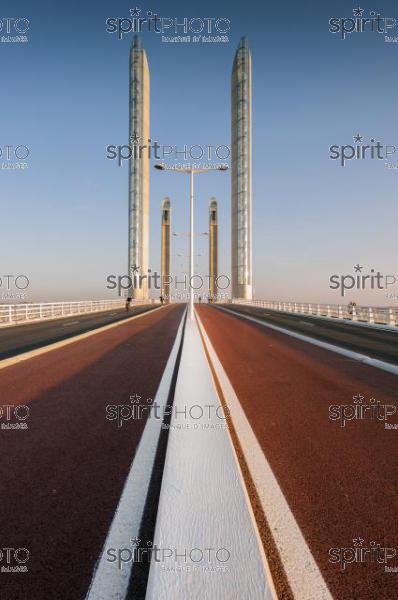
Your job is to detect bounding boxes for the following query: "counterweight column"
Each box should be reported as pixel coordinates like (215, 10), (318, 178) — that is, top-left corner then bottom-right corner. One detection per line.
(161, 198), (171, 303)
(209, 198), (218, 303)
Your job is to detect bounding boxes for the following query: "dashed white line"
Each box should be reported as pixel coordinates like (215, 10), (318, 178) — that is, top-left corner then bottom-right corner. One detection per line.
(61, 321), (80, 327)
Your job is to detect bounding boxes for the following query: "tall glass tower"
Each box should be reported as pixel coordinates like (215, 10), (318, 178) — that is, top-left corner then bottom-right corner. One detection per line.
(231, 37), (252, 300)
(128, 36), (150, 300)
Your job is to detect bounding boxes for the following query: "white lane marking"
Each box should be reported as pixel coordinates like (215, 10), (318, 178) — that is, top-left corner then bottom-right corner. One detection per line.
(219, 306), (398, 377)
(0, 306), (128, 330)
(196, 312), (333, 600)
(259, 307), (398, 334)
(0, 306), (165, 371)
(61, 321), (80, 327)
(85, 309), (186, 600)
(146, 316), (275, 600)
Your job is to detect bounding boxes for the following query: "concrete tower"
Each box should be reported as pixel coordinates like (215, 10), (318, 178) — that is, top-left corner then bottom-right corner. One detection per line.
(209, 198), (218, 303)
(231, 37), (252, 300)
(128, 36), (150, 300)
(161, 197), (171, 303)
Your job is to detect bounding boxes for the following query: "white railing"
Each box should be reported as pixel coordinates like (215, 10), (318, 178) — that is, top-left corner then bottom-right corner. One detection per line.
(230, 299), (398, 327)
(0, 299), (149, 326)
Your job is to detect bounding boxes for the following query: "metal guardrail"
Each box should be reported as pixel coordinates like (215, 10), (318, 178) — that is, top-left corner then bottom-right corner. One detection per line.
(0, 299), (148, 326)
(231, 299), (398, 327)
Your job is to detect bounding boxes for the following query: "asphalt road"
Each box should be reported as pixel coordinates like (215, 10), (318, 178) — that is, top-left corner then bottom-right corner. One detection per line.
(198, 304), (398, 600)
(221, 303), (398, 365)
(0, 304), (157, 360)
(0, 304), (184, 600)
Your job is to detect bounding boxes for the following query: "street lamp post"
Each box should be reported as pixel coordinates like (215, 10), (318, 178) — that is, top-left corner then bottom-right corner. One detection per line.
(189, 171), (194, 318)
(154, 164), (228, 320)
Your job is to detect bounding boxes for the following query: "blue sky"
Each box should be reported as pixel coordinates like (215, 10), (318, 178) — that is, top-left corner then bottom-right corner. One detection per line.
(2, 0), (398, 304)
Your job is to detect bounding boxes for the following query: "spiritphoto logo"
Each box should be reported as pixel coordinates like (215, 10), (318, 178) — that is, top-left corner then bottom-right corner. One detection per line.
(0, 404), (30, 431)
(106, 7), (230, 43)
(0, 145), (30, 170)
(329, 7), (398, 41)
(329, 538), (396, 571)
(106, 134), (230, 168)
(106, 394), (229, 429)
(0, 547), (29, 573)
(0, 17), (29, 43)
(106, 268), (230, 296)
(107, 538), (230, 573)
(329, 264), (398, 296)
(329, 134), (397, 167)
(0, 274), (30, 301)
(329, 393), (397, 429)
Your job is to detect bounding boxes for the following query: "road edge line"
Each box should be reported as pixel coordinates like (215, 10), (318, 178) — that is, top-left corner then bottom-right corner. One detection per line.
(0, 305), (143, 330)
(0, 306), (165, 371)
(196, 309), (334, 600)
(241, 306), (398, 334)
(218, 306), (398, 377)
(85, 308), (187, 600)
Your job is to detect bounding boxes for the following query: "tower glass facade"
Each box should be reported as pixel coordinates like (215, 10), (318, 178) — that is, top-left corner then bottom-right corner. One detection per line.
(231, 37), (252, 300)
(128, 36), (150, 299)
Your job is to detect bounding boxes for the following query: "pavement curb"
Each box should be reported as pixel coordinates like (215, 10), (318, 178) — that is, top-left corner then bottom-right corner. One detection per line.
(145, 314), (274, 600)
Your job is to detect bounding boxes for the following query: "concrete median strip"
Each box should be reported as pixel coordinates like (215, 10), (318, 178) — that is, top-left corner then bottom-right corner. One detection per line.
(196, 311), (334, 600)
(85, 308), (186, 600)
(218, 305), (398, 377)
(145, 315), (275, 600)
(0, 306), (164, 371)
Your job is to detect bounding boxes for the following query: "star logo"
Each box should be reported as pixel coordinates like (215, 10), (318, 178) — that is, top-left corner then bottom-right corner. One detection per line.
(353, 393), (364, 403)
(130, 537), (141, 547)
(130, 7), (141, 17)
(353, 7), (364, 17)
(353, 537), (364, 547)
(130, 393), (141, 404)
(354, 134), (363, 144)
(130, 263), (140, 274)
(354, 264), (363, 273)
(130, 132), (140, 144)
